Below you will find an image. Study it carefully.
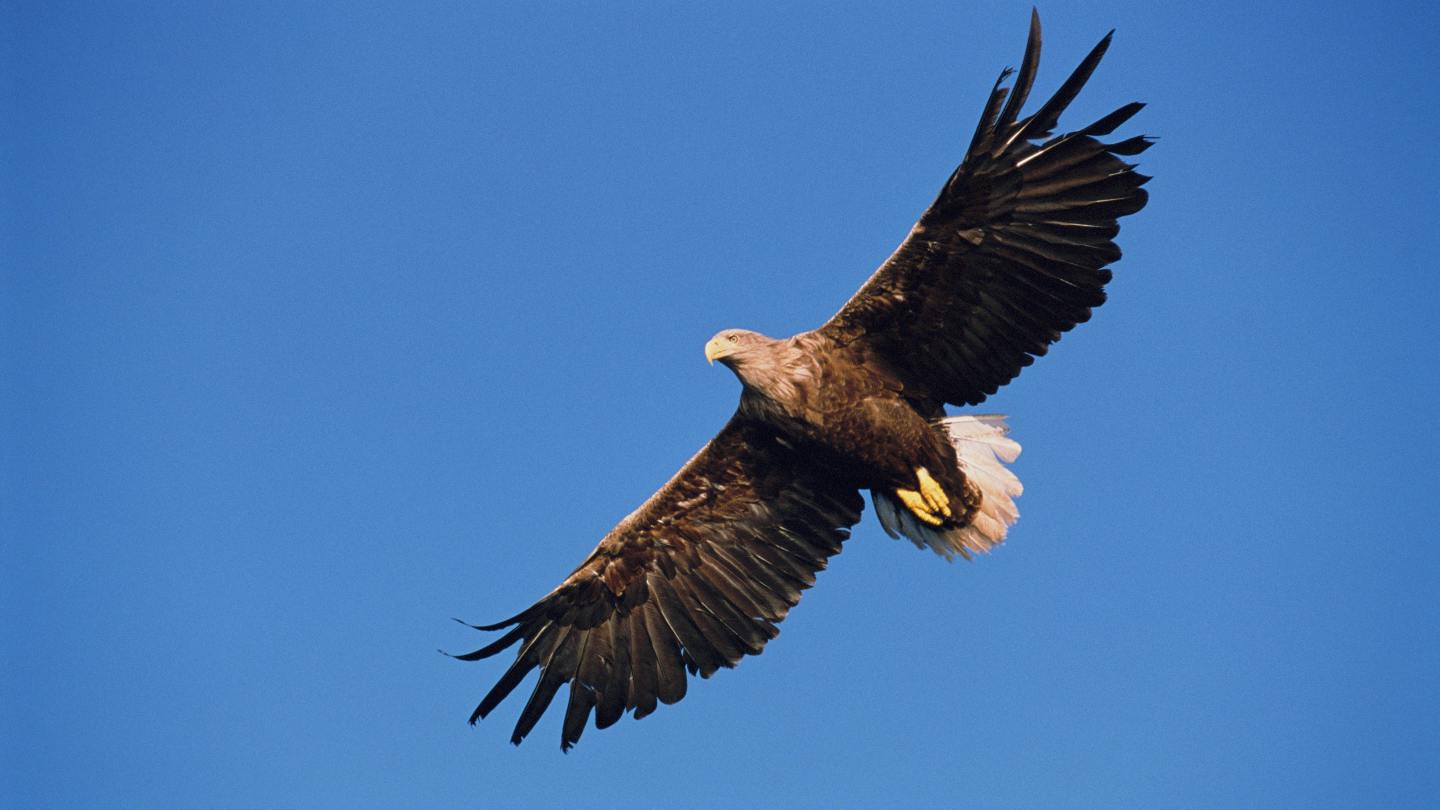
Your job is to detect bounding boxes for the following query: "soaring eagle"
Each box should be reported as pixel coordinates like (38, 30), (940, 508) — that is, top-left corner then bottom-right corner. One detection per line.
(454, 12), (1151, 750)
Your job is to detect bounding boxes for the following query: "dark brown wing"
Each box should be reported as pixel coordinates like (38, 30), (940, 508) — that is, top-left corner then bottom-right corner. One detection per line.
(453, 416), (864, 750)
(820, 11), (1152, 407)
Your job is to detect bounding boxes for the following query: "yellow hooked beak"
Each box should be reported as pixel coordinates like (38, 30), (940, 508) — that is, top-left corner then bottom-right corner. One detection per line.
(704, 336), (731, 365)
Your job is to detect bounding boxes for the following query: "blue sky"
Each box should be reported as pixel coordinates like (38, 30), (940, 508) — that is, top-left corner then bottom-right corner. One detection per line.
(5, 1), (1439, 807)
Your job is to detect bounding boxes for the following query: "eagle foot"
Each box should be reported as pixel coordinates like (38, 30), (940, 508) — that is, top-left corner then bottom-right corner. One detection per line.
(915, 467), (952, 518)
(895, 486), (946, 527)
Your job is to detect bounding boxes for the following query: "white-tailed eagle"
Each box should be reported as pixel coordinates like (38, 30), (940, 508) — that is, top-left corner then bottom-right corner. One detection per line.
(453, 11), (1151, 750)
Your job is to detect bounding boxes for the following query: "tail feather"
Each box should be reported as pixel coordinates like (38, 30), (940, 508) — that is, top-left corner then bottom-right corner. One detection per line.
(873, 415), (1023, 560)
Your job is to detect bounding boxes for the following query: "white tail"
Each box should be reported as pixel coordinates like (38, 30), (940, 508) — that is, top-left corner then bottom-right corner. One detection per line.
(872, 414), (1023, 560)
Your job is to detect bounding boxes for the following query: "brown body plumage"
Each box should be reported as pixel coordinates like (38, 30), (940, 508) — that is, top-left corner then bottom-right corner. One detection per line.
(720, 330), (981, 529)
(454, 11), (1152, 750)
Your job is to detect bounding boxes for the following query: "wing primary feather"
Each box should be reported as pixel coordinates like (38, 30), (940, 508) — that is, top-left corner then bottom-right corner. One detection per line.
(1002, 30), (1114, 153)
(966, 71), (1013, 160)
(471, 621), (562, 722)
(448, 624), (526, 661)
(464, 605), (542, 632)
(1082, 101), (1145, 136)
(994, 9), (1043, 134)
(560, 630), (598, 751)
(470, 656), (534, 724)
(1107, 134), (1155, 155)
(510, 626), (579, 745)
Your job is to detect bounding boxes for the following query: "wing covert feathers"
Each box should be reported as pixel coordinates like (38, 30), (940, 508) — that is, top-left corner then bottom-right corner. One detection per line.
(454, 418), (864, 750)
(821, 14), (1151, 408)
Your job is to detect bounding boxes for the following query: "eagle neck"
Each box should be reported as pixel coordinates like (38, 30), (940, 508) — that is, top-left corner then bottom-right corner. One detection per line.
(733, 336), (815, 419)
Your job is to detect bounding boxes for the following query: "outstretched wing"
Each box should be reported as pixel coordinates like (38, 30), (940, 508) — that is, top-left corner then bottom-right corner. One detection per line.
(454, 417), (864, 750)
(820, 11), (1152, 407)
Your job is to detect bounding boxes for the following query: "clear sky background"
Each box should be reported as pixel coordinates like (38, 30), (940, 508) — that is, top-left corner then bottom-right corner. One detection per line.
(5, 1), (1439, 807)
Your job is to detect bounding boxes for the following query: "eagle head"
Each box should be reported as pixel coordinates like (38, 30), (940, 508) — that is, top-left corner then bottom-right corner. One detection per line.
(704, 329), (769, 368)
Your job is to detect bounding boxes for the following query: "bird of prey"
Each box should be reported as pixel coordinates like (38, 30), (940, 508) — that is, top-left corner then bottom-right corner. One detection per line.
(453, 11), (1151, 750)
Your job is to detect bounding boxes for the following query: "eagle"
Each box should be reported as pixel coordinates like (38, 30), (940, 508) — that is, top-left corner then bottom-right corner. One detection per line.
(453, 11), (1151, 750)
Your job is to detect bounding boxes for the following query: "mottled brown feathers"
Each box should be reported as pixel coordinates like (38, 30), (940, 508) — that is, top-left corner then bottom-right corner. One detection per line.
(457, 10), (1149, 749)
(455, 419), (864, 750)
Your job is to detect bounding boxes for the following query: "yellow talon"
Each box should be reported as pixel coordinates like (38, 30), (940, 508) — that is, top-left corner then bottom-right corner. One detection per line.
(896, 487), (946, 526)
(915, 467), (951, 518)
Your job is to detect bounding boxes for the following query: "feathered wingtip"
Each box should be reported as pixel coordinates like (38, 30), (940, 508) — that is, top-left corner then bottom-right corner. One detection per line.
(965, 9), (1039, 160)
(440, 611), (540, 727)
(964, 10), (1136, 166)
